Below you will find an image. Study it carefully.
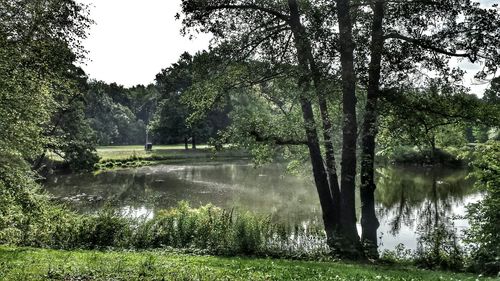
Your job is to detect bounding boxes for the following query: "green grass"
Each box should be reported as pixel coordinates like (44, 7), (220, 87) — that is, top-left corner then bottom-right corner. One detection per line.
(96, 144), (244, 160)
(94, 145), (247, 170)
(97, 144), (211, 161)
(0, 247), (491, 281)
(44, 145), (247, 170)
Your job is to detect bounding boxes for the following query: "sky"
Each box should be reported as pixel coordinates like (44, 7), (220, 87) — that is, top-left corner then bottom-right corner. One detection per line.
(77, 0), (211, 87)
(77, 0), (496, 95)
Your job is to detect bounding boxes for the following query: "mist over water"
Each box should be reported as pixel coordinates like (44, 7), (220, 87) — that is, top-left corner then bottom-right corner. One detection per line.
(44, 162), (478, 251)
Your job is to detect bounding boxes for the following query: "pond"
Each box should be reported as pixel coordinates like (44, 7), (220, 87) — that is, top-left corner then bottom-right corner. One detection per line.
(43, 161), (479, 251)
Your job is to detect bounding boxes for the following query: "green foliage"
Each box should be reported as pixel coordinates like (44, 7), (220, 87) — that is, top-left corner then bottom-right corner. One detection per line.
(75, 208), (131, 249)
(0, 0), (98, 174)
(379, 84), (499, 164)
(376, 146), (463, 167)
(0, 151), (45, 245)
(85, 81), (152, 145)
(1, 201), (330, 259)
(414, 222), (464, 271)
(181, 57), (318, 167)
(0, 153), (89, 248)
(50, 89), (100, 172)
(472, 125), (490, 143)
(483, 77), (499, 106)
(380, 235), (465, 273)
(380, 244), (413, 265)
(0, 34), (53, 159)
(150, 52), (230, 145)
(464, 141), (500, 275)
(128, 202), (327, 258)
(63, 141), (100, 172)
(0, 0), (101, 254)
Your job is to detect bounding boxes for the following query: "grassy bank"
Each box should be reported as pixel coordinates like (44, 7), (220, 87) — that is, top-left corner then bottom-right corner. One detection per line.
(97, 145), (210, 160)
(0, 247), (489, 281)
(95, 145), (247, 170)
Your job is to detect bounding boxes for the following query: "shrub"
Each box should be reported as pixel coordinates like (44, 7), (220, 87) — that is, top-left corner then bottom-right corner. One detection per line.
(380, 243), (413, 264)
(1, 187), (330, 259)
(131, 202), (273, 256)
(377, 145), (463, 166)
(75, 208), (132, 249)
(464, 141), (500, 275)
(414, 222), (464, 271)
(0, 151), (50, 245)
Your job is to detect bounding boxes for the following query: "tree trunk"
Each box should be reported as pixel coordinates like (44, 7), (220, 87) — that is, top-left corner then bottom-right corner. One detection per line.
(336, 0), (362, 257)
(191, 134), (196, 150)
(287, 0), (337, 244)
(184, 137), (189, 150)
(317, 95), (342, 228)
(33, 150), (47, 171)
(430, 134), (436, 164)
(292, 0), (342, 229)
(360, 0), (384, 258)
(307, 44), (342, 229)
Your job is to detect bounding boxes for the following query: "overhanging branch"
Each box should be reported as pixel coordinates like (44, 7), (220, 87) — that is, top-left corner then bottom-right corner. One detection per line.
(205, 4), (290, 22)
(250, 130), (307, 145)
(384, 32), (475, 62)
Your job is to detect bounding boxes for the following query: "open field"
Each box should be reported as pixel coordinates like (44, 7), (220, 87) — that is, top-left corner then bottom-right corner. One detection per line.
(0, 247), (490, 281)
(97, 144), (211, 160)
(93, 145), (247, 170)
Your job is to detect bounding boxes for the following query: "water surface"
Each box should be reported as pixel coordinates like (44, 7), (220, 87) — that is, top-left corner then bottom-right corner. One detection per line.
(44, 162), (478, 250)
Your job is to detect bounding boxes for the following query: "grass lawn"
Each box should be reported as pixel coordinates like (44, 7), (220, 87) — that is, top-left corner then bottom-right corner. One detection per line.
(0, 247), (490, 281)
(96, 144), (246, 162)
(97, 144), (210, 160)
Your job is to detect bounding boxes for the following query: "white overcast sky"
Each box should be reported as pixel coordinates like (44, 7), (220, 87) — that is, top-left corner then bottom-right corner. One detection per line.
(77, 0), (497, 95)
(77, 0), (211, 87)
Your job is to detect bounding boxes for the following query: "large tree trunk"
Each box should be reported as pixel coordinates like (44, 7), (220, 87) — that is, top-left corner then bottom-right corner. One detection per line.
(336, 0), (362, 257)
(287, 0), (337, 244)
(360, 0), (384, 258)
(293, 2), (342, 229)
(307, 46), (342, 229)
(317, 94), (342, 228)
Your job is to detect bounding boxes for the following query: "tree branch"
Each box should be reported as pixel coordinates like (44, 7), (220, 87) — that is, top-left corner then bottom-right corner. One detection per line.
(205, 4), (290, 21)
(384, 32), (475, 61)
(250, 130), (307, 145)
(239, 26), (291, 60)
(350, 0), (440, 8)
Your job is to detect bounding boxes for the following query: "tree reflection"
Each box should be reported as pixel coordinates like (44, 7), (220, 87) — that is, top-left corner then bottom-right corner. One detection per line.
(44, 163), (477, 250)
(375, 166), (473, 236)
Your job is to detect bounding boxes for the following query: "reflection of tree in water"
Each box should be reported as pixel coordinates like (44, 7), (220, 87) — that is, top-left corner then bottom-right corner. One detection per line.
(385, 179), (414, 234)
(375, 166), (473, 236)
(43, 163), (324, 224)
(415, 173), (463, 266)
(45, 163), (476, 245)
(44, 169), (166, 213)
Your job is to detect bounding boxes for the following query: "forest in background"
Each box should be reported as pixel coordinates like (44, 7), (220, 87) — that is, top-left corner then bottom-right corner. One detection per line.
(84, 52), (231, 147)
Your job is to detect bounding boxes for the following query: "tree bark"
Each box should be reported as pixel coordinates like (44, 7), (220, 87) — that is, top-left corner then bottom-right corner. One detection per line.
(360, 0), (384, 258)
(287, 0), (337, 243)
(290, 0), (342, 229)
(317, 90), (342, 228)
(191, 134), (196, 149)
(336, 0), (362, 257)
(184, 137), (189, 150)
(307, 43), (342, 229)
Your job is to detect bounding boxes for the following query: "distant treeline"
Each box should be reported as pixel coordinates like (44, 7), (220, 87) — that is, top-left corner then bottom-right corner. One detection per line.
(85, 53), (230, 146)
